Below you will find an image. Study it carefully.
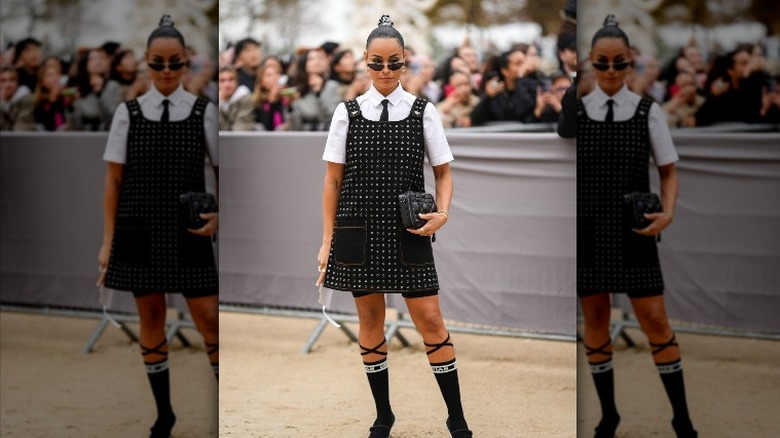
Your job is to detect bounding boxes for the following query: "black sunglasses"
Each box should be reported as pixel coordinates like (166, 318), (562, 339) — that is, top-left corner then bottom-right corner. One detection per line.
(148, 61), (187, 72)
(366, 61), (405, 72)
(592, 61), (630, 72)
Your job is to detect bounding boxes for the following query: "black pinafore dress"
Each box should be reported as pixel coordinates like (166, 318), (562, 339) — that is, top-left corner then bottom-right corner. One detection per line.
(104, 97), (218, 295)
(322, 97), (439, 293)
(576, 97), (665, 296)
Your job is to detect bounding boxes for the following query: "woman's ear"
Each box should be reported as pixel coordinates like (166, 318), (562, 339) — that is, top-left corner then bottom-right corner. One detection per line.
(363, 50), (368, 65)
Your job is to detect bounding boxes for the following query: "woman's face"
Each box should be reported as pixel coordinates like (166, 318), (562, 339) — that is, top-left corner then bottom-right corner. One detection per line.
(450, 56), (469, 75)
(41, 66), (59, 90)
(364, 37), (405, 96)
(450, 72), (471, 103)
(334, 52), (355, 78)
(146, 37), (186, 95)
(218, 71), (237, 100)
(87, 50), (108, 75)
(118, 52), (137, 74)
(305, 50), (327, 75)
(590, 37), (631, 96)
(500, 50), (524, 81)
(675, 72), (697, 101)
(260, 65), (281, 90)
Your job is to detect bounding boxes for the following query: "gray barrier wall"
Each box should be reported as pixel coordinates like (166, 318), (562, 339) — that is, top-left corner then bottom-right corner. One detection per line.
(2, 132), (779, 334)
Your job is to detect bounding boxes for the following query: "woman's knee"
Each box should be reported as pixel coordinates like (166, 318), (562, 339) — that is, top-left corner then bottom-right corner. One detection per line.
(414, 307), (446, 337)
(639, 309), (673, 340)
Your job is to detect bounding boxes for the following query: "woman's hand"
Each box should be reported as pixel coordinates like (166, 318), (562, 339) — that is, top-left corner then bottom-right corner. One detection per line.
(406, 211), (448, 237)
(485, 77), (505, 98)
(97, 242), (111, 286)
(633, 211), (673, 237)
(188, 212), (219, 236)
(316, 242), (330, 286)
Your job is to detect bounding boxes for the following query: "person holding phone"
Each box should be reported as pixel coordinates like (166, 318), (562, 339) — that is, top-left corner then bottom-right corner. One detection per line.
(470, 47), (534, 126)
(578, 15), (697, 438)
(97, 15), (219, 438)
(251, 59), (291, 131)
(317, 15), (471, 438)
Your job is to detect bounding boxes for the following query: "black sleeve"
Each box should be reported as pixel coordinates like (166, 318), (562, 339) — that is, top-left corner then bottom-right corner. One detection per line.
(557, 83), (577, 138)
(511, 78), (536, 122)
(469, 93), (494, 126)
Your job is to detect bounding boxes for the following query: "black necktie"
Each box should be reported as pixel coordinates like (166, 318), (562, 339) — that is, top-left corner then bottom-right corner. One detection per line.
(380, 99), (389, 122)
(161, 99), (170, 123)
(605, 99), (614, 123)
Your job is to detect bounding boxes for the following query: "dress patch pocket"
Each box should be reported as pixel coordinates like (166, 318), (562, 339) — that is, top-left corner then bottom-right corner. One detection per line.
(112, 218), (150, 267)
(622, 227), (660, 268)
(179, 229), (215, 268)
(399, 230), (434, 266)
(333, 219), (367, 266)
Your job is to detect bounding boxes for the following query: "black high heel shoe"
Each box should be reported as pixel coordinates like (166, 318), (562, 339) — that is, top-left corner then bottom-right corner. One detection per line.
(593, 413), (620, 438)
(149, 413), (176, 438)
(672, 417), (698, 438)
(368, 412), (395, 438)
(446, 417), (473, 438)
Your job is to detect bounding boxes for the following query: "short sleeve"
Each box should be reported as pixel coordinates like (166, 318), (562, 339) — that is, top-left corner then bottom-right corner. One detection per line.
(422, 102), (454, 166)
(322, 102), (349, 164)
(103, 102), (130, 164)
(648, 102), (679, 166)
(204, 102), (219, 166)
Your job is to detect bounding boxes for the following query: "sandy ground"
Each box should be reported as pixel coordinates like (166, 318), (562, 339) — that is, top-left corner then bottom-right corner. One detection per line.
(219, 311), (576, 438)
(577, 326), (780, 438)
(0, 311), (218, 438)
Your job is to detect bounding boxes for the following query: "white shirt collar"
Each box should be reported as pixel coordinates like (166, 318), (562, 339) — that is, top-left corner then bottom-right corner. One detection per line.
(592, 84), (630, 107)
(367, 82), (405, 109)
(147, 83), (186, 107)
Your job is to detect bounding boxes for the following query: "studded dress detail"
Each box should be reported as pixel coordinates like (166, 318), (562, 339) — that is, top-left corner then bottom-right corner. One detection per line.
(104, 97), (218, 294)
(576, 97), (664, 296)
(323, 97), (439, 293)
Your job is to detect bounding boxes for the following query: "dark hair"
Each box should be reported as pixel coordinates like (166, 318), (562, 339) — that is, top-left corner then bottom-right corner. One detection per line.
(294, 49), (317, 97)
(435, 55), (466, 83)
(101, 41), (121, 57)
(329, 50), (354, 84)
(726, 46), (751, 70)
(109, 49), (135, 83)
(146, 15), (185, 49)
(319, 41), (340, 56)
(13, 37), (42, 64)
(366, 15), (405, 50)
(591, 15), (630, 49)
(0, 65), (17, 75)
(497, 48), (523, 82)
(233, 38), (261, 63)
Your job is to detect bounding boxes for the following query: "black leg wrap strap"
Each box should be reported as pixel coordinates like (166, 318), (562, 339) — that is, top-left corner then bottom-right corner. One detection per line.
(141, 339), (168, 357)
(206, 342), (219, 356)
(424, 333), (453, 356)
(650, 334), (678, 356)
(584, 339), (612, 357)
(360, 338), (388, 356)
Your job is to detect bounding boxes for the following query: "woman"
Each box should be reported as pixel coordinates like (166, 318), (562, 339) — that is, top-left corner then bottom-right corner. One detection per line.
(218, 65), (254, 131)
(577, 16), (697, 438)
(69, 48), (122, 130)
(288, 48), (341, 131)
(316, 15), (472, 438)
(435, 70), (478, 128)
(96, 15), (219, 438)
(252, 60), (290, 131)
(469, 47), (534, 126)
(110, 49), (138, 101)
(33, 63), (71, 131)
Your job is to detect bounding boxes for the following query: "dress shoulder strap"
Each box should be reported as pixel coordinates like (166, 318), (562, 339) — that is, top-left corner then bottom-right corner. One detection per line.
(344, 99), (361, 119)
(192, 96), (209, 119)
(637, 97), (654, 118)
(125, 99), (142, 120)
(411, 97), (428, 119)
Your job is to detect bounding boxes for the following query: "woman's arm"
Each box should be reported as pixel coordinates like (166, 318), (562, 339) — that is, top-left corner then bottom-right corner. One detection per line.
(636, 163), (678, 236)
(97, 162), (123, 285)
(407, 163), (453, 236)
(316, 161), (344, 285)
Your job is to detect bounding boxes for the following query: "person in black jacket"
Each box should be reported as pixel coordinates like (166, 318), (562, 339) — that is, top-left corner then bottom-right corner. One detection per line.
(470, 47), (534, 126)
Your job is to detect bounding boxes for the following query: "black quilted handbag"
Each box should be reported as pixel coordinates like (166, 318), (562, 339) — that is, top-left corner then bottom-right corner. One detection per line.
(399, 189), (437, 229)
(179, 192), (218, 229)
(624, 192), (662, 229)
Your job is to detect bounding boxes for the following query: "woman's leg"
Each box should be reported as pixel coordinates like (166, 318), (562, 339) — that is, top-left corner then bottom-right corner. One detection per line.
(354, 293), (394, 438)
(135, 292), (175, 438)
(580, 293), (620, 438)
(185, 294), (219, 381)
(404, 294), (471, 437)
(630, 295), (697, 437)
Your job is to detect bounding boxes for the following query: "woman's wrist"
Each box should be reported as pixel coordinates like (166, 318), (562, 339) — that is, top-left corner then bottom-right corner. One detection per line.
(437, 210), (449, 219)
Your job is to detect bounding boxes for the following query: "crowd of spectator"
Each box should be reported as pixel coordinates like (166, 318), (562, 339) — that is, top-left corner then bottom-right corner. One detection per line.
(578, 40), (780, 127)
(3, 27), (778, 132)
(215, 31), (577, 132)
(0, 37), (215, 131)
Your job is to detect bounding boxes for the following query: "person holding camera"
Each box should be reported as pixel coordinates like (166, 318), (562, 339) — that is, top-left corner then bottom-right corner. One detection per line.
(317, 15), (471, 438)
(97, 15), (219, 438)
(469, 47), (535, 126)
(578, 16), (697, 438)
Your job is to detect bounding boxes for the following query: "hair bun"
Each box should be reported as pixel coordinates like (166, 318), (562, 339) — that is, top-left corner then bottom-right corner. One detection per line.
(378, 15), (393, 27)
(159, 14), (175, 27)
(603, 14), (619, 27)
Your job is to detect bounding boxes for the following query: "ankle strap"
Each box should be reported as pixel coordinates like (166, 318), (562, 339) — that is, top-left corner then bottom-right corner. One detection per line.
(650, 334), (678, 356)
(584, 338), (612, 357)
(141, 339), (168, 357)
(359, 338), (387, 356)
(424, 333), (453, 356)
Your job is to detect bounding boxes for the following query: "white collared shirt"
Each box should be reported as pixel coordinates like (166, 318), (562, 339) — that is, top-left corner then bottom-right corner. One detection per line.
(581, 84), (678, 166)
(103, 84), (218, 165)
(322, 83), (454, 166)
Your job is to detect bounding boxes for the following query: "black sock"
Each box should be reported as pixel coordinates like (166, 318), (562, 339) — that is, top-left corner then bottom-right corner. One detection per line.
(431, 359), (468, 432)
(590, 359), (620, 437)
(145, 359), (176, 437)
(657, 360), (697, 437)
(364, 358), (393, 426)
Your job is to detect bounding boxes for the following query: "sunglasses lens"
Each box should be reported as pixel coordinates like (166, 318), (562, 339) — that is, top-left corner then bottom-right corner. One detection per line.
(148, 63), (165, 72)
(169, 62), (184, 71)
(613, 62), (629, 71)
(388, 62), (404, 71)
(592, 63), (608, 71)
(367, 63), (383, 71)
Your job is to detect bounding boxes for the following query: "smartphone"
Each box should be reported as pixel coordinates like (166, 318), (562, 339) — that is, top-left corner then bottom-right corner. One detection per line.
(766, 77), (777, 93)
(541, 78), (552, 93)
(278, 75), (288, 87)
(279, 87), (297, 96)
